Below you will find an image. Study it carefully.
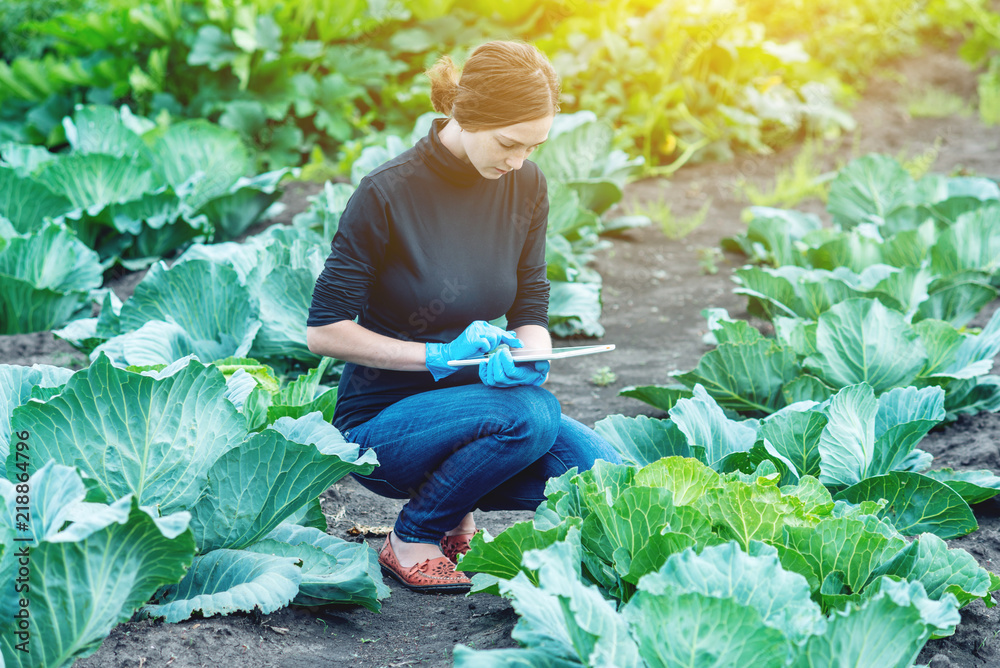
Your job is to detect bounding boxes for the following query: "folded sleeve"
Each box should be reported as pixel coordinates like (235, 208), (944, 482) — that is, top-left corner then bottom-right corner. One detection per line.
(505, 171), (550, 330)
(307, 178), (391, 327)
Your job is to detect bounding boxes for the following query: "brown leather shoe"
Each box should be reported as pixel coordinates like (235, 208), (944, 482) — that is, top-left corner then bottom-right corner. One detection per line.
(378, 535), (472, 593)
(440, 530), (481, 564)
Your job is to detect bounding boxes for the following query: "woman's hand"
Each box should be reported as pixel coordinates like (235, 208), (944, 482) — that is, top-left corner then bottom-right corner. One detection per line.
(479, 347), (549, 387)
(425, 320), (523, 381)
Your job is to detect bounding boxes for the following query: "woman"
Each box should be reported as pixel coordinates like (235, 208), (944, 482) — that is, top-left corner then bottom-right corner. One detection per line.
(306, 40), (621, 593)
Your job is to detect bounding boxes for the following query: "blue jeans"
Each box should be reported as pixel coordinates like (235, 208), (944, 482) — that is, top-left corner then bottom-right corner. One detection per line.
(343, 384), (622, 544)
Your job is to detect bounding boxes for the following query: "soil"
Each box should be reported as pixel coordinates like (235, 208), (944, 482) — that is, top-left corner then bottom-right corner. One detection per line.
(3, 48), (1000, 667)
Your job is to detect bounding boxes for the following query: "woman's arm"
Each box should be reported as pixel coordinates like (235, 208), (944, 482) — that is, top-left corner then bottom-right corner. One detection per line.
(306, 321), (428, 372)
(511, 324), (551, 354)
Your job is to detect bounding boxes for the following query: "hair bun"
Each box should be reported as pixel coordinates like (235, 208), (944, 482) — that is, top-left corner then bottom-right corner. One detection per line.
(425, 41), (560, 130)
(426, 55), (461, 115)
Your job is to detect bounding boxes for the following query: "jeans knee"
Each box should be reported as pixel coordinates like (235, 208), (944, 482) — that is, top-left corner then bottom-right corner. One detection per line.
(497, 386), (561, 459)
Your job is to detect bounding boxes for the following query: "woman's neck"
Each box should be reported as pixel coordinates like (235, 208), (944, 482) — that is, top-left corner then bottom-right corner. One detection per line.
(437, 118), (471, 164)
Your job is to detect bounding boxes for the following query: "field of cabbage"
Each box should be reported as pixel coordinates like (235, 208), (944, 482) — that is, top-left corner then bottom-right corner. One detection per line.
(3, 1), (1000, 667)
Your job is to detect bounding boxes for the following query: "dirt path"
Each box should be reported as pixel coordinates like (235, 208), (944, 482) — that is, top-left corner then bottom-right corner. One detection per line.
(2, 48), (999, 667)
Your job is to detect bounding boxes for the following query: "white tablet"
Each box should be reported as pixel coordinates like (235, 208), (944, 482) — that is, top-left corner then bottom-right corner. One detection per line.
(446, 344), (615, 366)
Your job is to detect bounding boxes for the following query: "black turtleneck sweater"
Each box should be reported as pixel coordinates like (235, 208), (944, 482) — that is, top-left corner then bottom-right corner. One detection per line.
(307, 118), (551, 433)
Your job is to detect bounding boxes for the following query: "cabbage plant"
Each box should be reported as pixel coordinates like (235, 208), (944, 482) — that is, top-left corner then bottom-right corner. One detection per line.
(627, 301), (1000, 420)
(64, 225), (327, 371)
(725, 155), (1000, 274)
(0, 104), (291, 267)
(4, 355), (387, 626)
(459, 458), (998, 613)
(599, 383), (998, 539)
(454, 532), (964, 667)
(452, 456), (999, 665)
(0, 462), (196, 668)
(0, 222), (102, 334)
(733, 263), (997, 328)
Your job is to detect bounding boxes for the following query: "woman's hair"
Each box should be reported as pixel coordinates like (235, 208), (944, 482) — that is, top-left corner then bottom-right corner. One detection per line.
(426, 41), (560, 131)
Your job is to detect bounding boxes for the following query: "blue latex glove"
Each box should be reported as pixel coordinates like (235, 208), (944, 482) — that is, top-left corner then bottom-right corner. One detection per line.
(479, 347), (550, 388)
(425, 320), (523, 381)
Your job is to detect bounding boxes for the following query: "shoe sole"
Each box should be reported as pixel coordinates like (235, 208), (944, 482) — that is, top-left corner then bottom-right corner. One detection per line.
(379, 564), (472, 594)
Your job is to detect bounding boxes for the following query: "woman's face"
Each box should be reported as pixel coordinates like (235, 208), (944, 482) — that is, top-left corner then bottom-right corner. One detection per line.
(459, 115), (554, 179)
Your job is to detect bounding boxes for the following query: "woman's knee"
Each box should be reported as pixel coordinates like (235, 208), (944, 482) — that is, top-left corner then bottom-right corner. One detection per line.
(513, 385), (561, 433)
(489, 385), (562, 457)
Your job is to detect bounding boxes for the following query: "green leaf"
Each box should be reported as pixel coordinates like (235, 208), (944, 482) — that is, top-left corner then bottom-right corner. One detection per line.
(593, 415), (692, 467)
(736, 265), (868, 320)
(733, 267), (803, 319)
(871, 385), (946, 475)
(502, 535), (643, 667)
(782, 375), (834, 405)
(743, 206), (822, 265)
(918, 278), (998, 328)
(187, 25), (240, 70)
(0, 141), (58, 177)
(548, 280), (604, 338)
(882, 220), (937, 267)
(805, 299), (926, 392)
(142, 548), (301, 623)
(188, 417), (378, 551)
(267, 359), (335, 423)
(249, 524), (389, 611)
(781, 514), (906, 600)
(792, 578), (959, 666)
(817, 384), (877, 488)
(774, 317), (817, 357)
(292, 181), (354, 240)
(946, 376), (1000, 418)
(0, 462), (195, 668)
(249, 250), (324, 363)
(915, 319), (967, 377)
(784, 476), (836, 514)
(759, 402), (828, 478)
(872, 533), (995, 607)
(233, 15), (283, 53)
(9, 355), (245, 509)
(617, 384), (692, 413)
(63, 105), (150, 158)
(284, 497), (327, 531)
(0, 363), (73, 458)
(948, 307), (1000, 374)
(703, 475), (820, 550)
(835, 472), (978, 539)
(532, 119), (635, 213)
(0, 222), (103, 334)
(151, 119), (250, 211)
(634, 456), (721, 506)
(668, 385), (759, 466)
(827, 154), (916, 228)
(623, 589), (793, 667)
(198, 168), (288, 240)
(922, 468), (1000, 505)
(702, 308), (766, 344)
(176, 239), (262, 283)
(675, 340), (801, 414)
(583, 486), (714, 581)
(36, 152), (156, 215)
(96, 259), (261, 365)
(637, 541), (823, 643)
(457, 519), (581, 592)
(806, 229), (886, 273)
(871, 265), (931, 318)
(0, 165), (72, 233)
(930, 202), (1000, 276)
